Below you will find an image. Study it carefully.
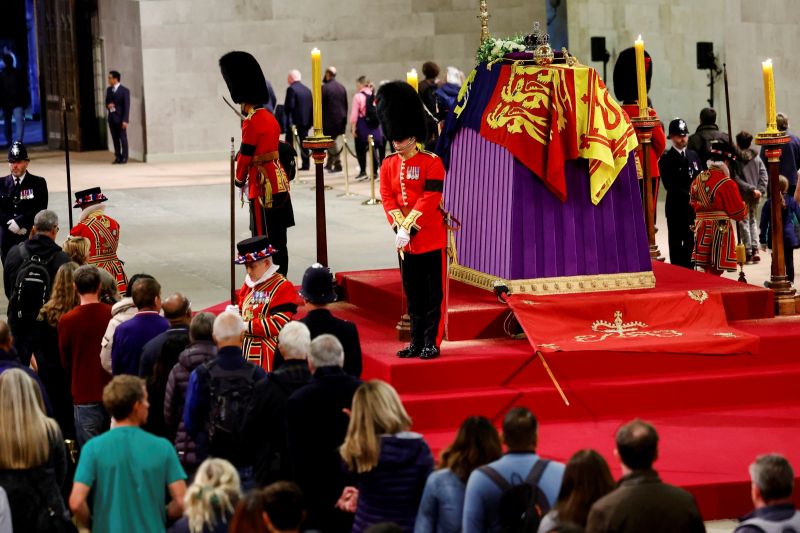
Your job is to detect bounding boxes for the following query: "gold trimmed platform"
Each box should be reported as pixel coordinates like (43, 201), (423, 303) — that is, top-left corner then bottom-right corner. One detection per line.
(449, 264), (656, 295)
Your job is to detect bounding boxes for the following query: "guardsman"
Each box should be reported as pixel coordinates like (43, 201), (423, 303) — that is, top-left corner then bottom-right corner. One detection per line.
(690, 140), (747, 275)
(230, 236), (297, 371)
(613, 47), (666, 215)
(658, 118), (703, 269)
(70, 187), (127, 293)
(0, 142), (48, 263)
(219, 51), (295, 276)
(378, 81), (447, 360)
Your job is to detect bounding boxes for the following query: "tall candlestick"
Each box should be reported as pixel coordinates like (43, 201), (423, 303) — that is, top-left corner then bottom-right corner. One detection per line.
(311, 48), (323, 135)
(406, 69), (419, 92)
(634, 36), (648, 118)
(762, 59), (777, 132)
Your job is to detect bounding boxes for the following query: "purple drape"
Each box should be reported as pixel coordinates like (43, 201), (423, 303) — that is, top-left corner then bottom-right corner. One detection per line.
(444, 128), (651, 280)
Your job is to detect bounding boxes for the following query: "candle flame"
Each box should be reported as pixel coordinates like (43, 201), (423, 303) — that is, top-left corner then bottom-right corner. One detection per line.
(763, 58), (772, 67)
(311, 47), (320, 55)
(636, 34), (642, 42)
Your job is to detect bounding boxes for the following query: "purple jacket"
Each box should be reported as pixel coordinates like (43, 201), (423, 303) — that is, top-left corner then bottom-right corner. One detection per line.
(163, 340), (217, 472)
(112, 311), (169, 375)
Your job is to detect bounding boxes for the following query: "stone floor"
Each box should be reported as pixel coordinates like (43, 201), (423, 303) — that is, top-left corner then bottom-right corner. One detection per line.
(0, 147), (779, 528)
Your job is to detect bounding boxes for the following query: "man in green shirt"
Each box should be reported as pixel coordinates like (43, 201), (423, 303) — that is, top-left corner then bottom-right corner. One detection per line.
(69, 375), (187, 532)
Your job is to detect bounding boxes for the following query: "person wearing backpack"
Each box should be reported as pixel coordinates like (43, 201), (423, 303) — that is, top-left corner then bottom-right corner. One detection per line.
(184, 311), (266, 491)
(462, 407), (565, 533)
(3, 209), (69, 366)
(734, 454), (800, 533)
(350, 75), (384, 180)
(585, 419), (704, 533)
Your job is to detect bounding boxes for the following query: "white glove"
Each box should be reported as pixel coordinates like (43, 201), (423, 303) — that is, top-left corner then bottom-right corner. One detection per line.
(225, 304), (240, 315)
(7, 219), (22, 235)
(395, 228), (410, 249)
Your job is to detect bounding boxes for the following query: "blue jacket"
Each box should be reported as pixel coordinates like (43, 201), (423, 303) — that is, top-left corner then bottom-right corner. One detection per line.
(284, 81), (313, 130)
(415, 468), (467, 533)
(352, 432), (434, 533)
(112, 312), (169, 375)
(759, 193), (800, 249)
(0, 346), (52, 414)
(462, 452), (565, 533)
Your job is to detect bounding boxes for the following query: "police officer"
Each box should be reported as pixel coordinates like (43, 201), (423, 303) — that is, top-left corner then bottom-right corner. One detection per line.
(658, 118), (703, 269)
(0, 142), (48, 263)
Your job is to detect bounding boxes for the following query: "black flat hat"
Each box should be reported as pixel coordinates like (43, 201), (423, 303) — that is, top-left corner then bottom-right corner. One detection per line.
(73, 187), (108, 208)
(235, 235), (275, 264)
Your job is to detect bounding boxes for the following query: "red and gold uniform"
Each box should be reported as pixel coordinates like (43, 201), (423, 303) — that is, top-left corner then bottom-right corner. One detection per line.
(690, 167), (747, 272)
(70, 205), (127, 293)
(237, 107), (295, 275)
(236, 270), (297, 371)
(380, 148), (447, 347)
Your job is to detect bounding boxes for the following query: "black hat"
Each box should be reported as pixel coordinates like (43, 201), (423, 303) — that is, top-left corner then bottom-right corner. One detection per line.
(219, 51), (271, 105)
(73, 187), (108, 208)
(235, 235), (276, 264)
(376, 81), (427, 143)
(612, 47), (652, 104)
(7, 142), (28, 162)
(668, 118), (689, 136)
(299, 263), (337, 304)
(707, 139), (738, 163)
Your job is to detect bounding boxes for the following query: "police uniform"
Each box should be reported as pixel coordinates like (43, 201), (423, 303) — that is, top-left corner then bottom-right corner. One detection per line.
(377, 81), (447, 360)
(220, 51), (295, 276)
(234, 236), (297, 371)
(690, 141), (747, 273)
(70, 187), (128, 293)
(0, 142), (48, 263)
(658, 119), (703, 269)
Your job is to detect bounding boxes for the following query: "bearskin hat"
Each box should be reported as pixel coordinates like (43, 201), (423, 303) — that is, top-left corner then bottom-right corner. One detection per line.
(219, 51), (270, 105)
(376, 81), (427, 143)
(612, 47), (652, 104)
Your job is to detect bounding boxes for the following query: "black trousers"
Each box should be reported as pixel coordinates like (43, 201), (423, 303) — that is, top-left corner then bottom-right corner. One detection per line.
(0, 228), (25, 264)
(287, 127), (310, 169)
(249, 199), (289, 277)
(666, 215), (694, 269)
(109, 120), (128, 161)
(401, 248), (444, 347)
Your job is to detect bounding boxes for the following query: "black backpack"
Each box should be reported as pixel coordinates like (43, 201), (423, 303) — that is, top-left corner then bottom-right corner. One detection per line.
(363, 91), (380, 128)
(13, 244), (53, 323)
(480, 459), (551, 533)
(202, 360), (259, 459)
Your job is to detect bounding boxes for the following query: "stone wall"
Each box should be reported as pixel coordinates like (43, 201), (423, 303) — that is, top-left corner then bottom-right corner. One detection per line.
(100, 0), (545, 161)
(567, 0), (800, 143)
(98, 0), (145, 160)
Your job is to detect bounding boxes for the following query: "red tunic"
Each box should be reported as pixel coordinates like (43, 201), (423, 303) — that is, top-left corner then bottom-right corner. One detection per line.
(70, 209), (127, 293)
(236, 273), (297, 371)
(690, 167), (747, 271)
(621, 104), (666, 178)
(236, 107), (289, 209)
(379, 149), (447, 254)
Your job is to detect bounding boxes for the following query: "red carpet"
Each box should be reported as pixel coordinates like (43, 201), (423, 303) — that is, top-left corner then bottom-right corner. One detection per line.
(208, 262), (800, 520)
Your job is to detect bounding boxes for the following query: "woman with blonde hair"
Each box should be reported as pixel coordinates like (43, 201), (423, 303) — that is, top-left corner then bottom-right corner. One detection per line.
(0, 368), (69, 532)
(62, 235), (90, 265)
(32, 261), (80, 440)
(340, 380), (433, 532)
(169, 458), (241, 533)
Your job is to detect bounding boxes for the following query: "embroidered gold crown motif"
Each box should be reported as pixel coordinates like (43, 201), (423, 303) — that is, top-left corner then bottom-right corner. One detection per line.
(574, 310), (682, 342)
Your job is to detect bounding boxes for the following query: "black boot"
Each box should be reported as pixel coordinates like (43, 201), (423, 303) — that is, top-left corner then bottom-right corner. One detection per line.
(419, 345), (440, 360)
(397, 343), (422, 358)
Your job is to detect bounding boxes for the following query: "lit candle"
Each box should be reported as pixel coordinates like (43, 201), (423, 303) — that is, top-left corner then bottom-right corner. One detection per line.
(762, 59), (777, 131)
(311, 48), (323, 135)
(634, 36), (648, 118)
(406, 69), (419, 92)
